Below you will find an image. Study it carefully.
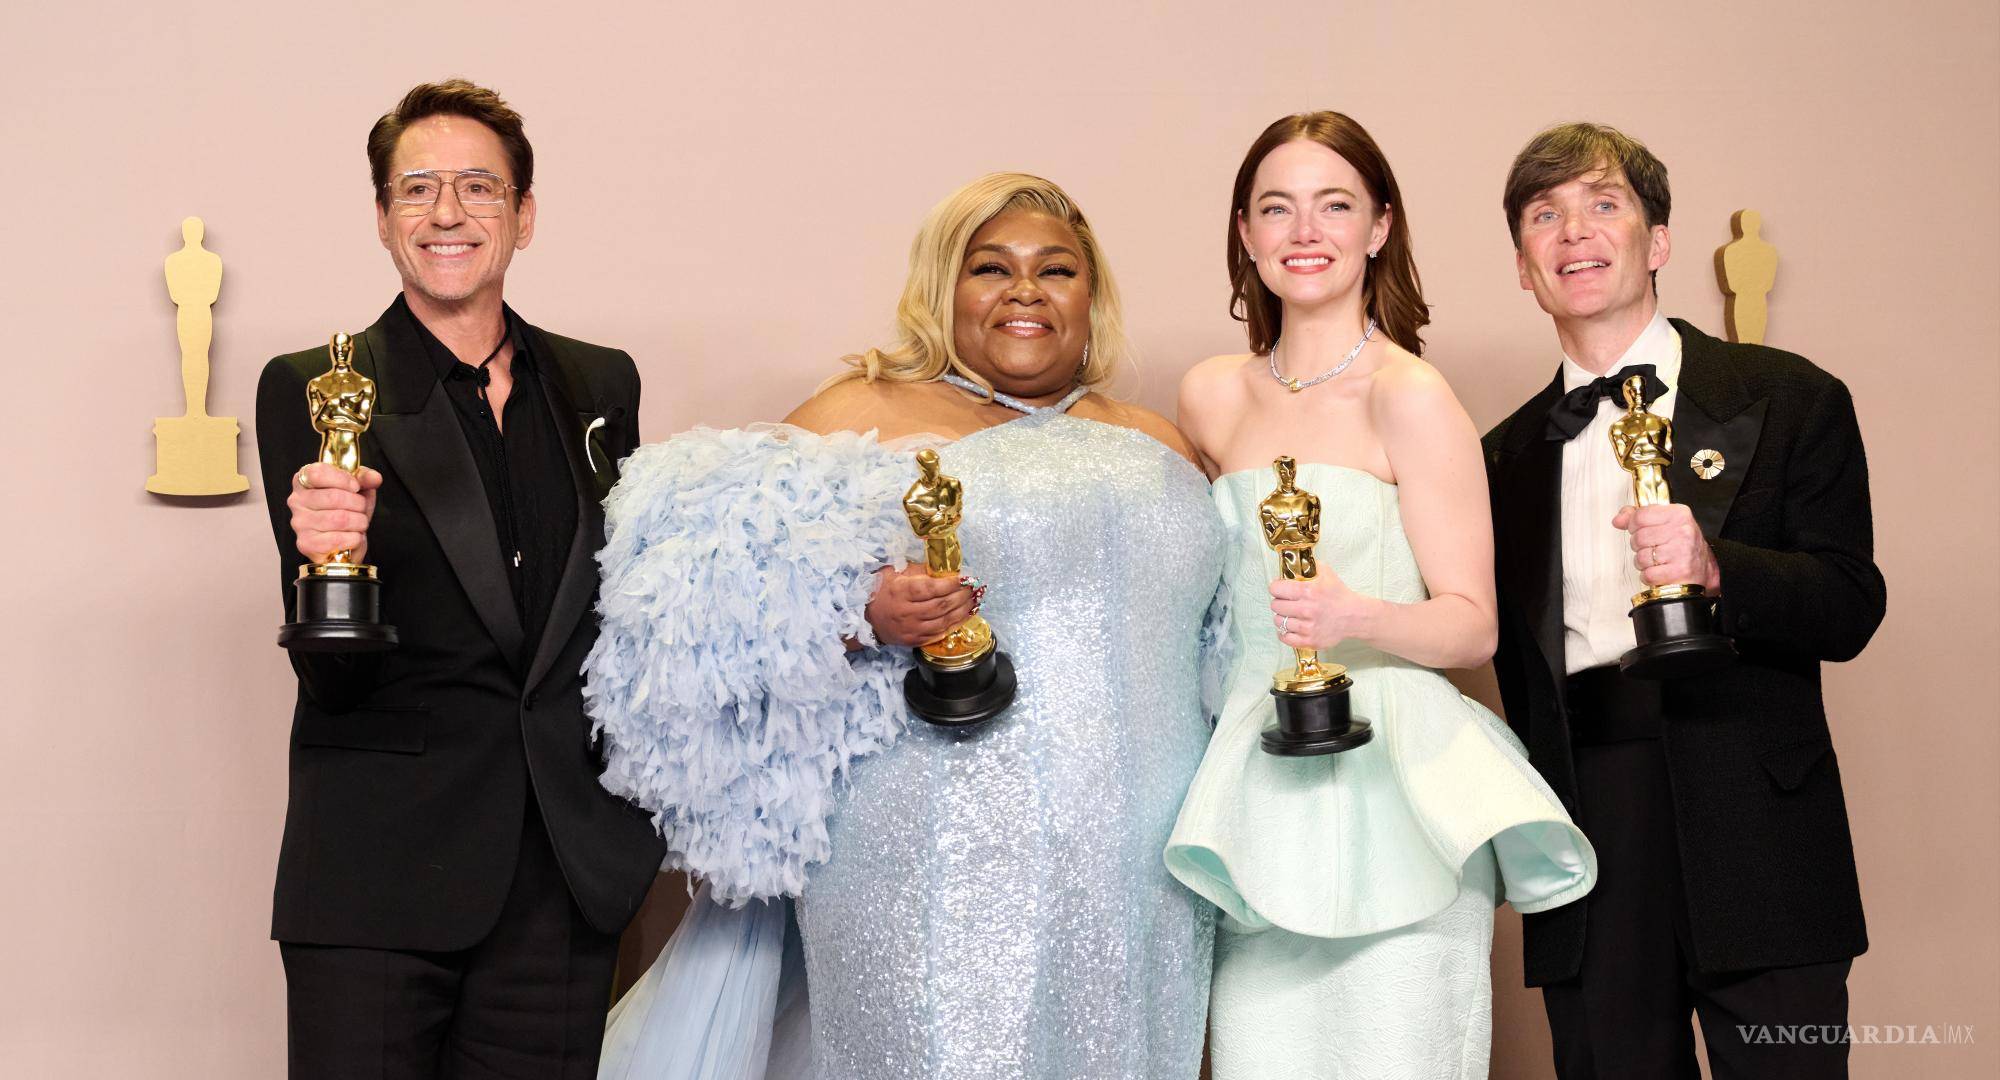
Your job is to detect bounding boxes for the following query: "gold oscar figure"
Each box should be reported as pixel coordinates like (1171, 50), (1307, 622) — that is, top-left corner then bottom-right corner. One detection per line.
(899, 448), (1016, 726)
(904, 449), (993, 667)
(277, 332), (399, 652)
(1257, 457), (1371, 755)
(147, 216), (249, 495)
(1716, 208), (1778, 346)
(1611, 375), (1732, 678)
(1610, 376), (1677, 516)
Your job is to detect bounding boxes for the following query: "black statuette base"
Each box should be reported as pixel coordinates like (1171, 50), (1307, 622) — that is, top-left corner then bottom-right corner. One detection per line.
(1620, 593), (1734, 680)
(904, 648), (1017, 728)
(1262, 676), (1373, 756)
(279, 574), (399, 653)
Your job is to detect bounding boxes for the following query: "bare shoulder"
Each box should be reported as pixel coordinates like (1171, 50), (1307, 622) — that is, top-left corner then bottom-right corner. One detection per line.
(1177, 353), (1256, 433)
(1179, 353), (1254, 406)
(1090, 396), (1201, 466)
(1182, 351), (1257, 386)
(1369, 346), (1466, 426)
(783, 375), (912, 435)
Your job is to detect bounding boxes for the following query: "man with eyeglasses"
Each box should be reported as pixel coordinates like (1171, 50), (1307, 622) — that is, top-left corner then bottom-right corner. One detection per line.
(253, 79), (664, 1079)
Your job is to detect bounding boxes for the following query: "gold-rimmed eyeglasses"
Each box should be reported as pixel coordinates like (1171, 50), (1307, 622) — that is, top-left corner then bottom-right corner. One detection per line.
(385, 170), (517, 217)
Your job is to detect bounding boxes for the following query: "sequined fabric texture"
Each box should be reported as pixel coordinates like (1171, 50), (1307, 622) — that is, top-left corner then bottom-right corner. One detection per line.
(796, 414), (1226, 1080)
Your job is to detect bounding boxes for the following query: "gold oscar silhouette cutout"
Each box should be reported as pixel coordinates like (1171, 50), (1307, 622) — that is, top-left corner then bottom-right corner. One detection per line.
(899, 448), (1015, 726)
(1255, 456), (1370, 755)
(1715, 209), (1777, 345)
(1610, 375), (1733, 678)
(147, 217), (248, 495)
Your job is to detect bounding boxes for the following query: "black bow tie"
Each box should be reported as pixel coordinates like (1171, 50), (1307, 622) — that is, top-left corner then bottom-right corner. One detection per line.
(1544, 364), (1669, 441)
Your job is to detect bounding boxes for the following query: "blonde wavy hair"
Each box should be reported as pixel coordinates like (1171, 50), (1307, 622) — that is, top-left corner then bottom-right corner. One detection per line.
(831, 173), (1131, 395)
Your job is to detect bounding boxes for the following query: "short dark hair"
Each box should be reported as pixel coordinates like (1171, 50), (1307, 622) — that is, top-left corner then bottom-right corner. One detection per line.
(366, 79), (533, 209)
(1502, 122), (1669, 249)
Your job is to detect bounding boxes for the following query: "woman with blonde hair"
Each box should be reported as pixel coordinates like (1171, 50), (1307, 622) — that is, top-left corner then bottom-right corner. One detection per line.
(1163, 113), (1597, 1077)
(591, 173), (1227, 1079)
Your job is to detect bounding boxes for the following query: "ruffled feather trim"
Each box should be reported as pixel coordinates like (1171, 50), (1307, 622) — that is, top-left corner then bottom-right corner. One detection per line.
(584, 426), (921, 904)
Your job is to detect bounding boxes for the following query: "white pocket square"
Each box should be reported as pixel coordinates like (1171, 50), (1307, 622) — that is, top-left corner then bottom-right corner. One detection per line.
(585, 416), (607, 473)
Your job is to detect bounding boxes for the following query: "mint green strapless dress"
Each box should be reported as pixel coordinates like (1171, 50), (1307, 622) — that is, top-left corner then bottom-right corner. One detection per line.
(1165, 463), (1596, 1080)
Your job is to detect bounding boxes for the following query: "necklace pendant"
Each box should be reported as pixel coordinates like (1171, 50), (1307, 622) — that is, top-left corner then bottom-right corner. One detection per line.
(1268, 317), (1378, 396)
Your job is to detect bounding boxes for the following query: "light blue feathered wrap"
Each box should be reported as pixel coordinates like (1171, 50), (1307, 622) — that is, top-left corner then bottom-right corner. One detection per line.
(584, 425), (922, 905)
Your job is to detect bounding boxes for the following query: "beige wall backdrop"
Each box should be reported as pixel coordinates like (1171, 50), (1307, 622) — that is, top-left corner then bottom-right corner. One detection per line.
(3, 1), (1994, 1076)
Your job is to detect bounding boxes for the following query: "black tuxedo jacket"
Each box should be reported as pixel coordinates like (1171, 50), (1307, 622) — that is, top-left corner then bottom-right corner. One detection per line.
(1483, 318), (1884, 986)
(254, 298), (665, 952)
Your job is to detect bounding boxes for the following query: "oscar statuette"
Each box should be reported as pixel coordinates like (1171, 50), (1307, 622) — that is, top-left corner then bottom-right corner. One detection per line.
(1259, 457), (1372, 756)
(147, 217), (249, 495)
(277, 332), (399, 653)
(900, 448), (1016, 726)
(1612, 374), (1734, 678)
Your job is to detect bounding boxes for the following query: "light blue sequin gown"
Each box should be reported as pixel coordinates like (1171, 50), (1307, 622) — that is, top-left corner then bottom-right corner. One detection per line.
(797, 412), (1226, 1080)
(1166, 463), (1596, 1079)
(588, 408), (1228, 1080)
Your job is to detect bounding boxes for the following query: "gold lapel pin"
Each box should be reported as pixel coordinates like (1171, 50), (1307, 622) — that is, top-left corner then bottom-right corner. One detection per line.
(1690, 449), (1725, 479)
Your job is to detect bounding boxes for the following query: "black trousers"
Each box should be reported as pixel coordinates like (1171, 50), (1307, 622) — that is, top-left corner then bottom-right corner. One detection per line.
(1543, 729), (1852, 1079)
(280, 799), (620, 1080)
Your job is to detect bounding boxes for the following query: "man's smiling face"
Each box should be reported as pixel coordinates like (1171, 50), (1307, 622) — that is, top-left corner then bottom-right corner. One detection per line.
(375, 114), (534, 308)
(1515, 164), (1669, 327)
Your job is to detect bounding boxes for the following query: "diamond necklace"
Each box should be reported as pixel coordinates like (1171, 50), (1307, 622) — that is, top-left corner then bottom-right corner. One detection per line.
(1268, 318), (1378, 393)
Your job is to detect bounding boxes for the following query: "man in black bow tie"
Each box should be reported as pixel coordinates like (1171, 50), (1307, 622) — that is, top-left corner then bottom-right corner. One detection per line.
(254, 80), (664, 1078)
(1481, 122), (1885, 1079)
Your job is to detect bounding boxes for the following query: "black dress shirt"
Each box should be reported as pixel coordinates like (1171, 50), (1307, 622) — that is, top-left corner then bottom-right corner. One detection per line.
(397, 296), (578, 661)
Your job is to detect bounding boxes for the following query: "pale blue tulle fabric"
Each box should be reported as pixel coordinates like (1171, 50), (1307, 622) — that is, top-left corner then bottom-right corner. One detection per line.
(597, 884), (798, 1080)
(588, 419), (1230, 1079)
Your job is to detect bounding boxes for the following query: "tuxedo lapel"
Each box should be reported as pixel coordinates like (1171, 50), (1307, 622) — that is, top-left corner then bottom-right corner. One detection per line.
(358, 308), (527, 671)
(1496, 374), (1569, 695)
(536, 333), (625, 503)
(1668, 319), (1767, 539)
(521, 325), (603, 695)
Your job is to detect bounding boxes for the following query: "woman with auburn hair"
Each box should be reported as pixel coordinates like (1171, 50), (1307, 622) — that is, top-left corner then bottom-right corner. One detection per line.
(1163, 113), (1597, 1077)
(590, 173), (1227, 1078)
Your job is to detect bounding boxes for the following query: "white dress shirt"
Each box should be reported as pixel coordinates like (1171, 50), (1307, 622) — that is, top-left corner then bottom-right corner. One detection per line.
(1559, 311), (1683, 675)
